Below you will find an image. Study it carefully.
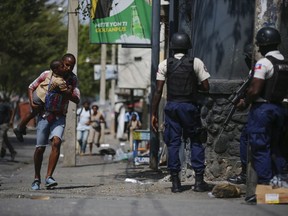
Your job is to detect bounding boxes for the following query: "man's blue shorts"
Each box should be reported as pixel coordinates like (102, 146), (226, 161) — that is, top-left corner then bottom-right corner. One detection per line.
(36, 115), (66, 147)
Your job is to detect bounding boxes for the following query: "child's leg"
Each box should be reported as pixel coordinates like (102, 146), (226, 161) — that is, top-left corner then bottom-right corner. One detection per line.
(18, 108), (39, 130)
(14, 108), (40, 142)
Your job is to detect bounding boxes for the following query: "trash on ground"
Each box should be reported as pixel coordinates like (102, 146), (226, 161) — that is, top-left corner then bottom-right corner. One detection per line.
(99, 148), (116, 156)
(124, 178), (151, 185)
(270, 175), (288, 188)
(211, 183), (241, 198)
(100, 144), (110, 148)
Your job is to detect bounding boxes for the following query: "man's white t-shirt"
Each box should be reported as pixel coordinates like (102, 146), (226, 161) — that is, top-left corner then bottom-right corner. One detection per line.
(77, 108), (91, 131)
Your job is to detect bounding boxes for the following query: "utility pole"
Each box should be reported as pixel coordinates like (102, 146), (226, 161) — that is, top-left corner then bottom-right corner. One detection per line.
(63, 0), (78, 166)
(100, 44), (107, 105)
(150, 0), (160, 170)
(110, 44), (116, 136)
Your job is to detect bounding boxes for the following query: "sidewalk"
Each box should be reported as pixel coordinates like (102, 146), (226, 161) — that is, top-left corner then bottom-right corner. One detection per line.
(0, 129), (288, 216)
(0, 129), (171, 199)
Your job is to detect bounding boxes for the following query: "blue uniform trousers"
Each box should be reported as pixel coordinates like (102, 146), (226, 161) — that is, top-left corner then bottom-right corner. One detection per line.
(240, 124), (248, 167)
(247, 102), (287, 183)
(163, 101), (205, 174)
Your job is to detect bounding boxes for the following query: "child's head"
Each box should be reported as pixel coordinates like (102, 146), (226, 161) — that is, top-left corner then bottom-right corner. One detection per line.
(50, 60), (65, 76)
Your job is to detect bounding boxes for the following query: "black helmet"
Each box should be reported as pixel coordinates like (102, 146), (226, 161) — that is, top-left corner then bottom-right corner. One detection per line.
(256, 27), (281, 46)
(170, 33), (191, 50)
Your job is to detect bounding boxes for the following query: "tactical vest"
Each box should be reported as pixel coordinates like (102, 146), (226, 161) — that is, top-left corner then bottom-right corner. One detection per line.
(166, 56), (198, 102)
(261, 56), (288, 103)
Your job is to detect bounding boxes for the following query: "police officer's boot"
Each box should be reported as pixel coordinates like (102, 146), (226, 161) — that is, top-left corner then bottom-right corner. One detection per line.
(227, 166), (247, 185)
(193, 174), (213, 192)
(171, 171), (182, 193)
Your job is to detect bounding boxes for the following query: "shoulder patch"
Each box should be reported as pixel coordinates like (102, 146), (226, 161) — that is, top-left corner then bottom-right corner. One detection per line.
(254, 64), (262, 70)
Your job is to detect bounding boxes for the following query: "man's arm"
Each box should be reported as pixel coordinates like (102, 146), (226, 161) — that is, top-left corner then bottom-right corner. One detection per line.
(64, 86), (80, 104)
(237, 77), (265, 109)
(70, 87), (80, 104)
(151, 80), (165, 132)
(199, 79), (210, 92)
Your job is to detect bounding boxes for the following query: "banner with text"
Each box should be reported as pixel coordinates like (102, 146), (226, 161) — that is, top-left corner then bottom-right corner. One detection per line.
(90, 0), (152, 44)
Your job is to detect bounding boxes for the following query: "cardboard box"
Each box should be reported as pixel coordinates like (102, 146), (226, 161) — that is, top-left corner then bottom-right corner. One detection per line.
(256, 184), (288, 204)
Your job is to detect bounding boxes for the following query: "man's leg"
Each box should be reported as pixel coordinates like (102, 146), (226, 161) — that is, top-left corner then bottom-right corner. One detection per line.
(164, 102), (182, 193)
(77, 130), (84, 154)
(45, 136), (61, 188)
(45, 115), (65, 188)
(228, 125), (248, 184)
(82, 129), (89, 153)
(87, 128), (94, 154)
(34, 147), (46, 180)
(0, 124), (6, 158)
(31, 146), (45, 190)
(46, 136), (61, 178)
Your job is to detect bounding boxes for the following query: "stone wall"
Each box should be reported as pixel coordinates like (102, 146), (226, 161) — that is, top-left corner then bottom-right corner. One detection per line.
(181, 80), (249, 181)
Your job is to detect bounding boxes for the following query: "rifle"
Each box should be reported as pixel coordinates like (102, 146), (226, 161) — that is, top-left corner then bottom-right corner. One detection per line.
(223, 70), (254, 127)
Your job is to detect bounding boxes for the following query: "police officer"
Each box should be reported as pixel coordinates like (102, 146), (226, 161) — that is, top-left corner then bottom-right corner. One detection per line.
(237, 27), (288, 188)
(151, 32), (211, 193)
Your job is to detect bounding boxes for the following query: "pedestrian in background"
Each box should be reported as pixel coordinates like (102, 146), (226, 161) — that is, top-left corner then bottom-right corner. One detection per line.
(0, 96), (17, 161)
(151, 32), (212, 193)
(76, 101), (91, 155)
(127, 113), (142, 157)
(30, 53), (80, 190)
(124, 105), (139, 143)
(236, 27), (288, 203)
(87, 104), (105, 155)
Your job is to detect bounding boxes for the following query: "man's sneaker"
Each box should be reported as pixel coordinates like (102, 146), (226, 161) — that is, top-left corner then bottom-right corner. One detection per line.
(245, 194), (257, 205)
(31, 179), (41, 190)
(13, 128), (24, 142)
(227, 174), (246, 184)
(45, 176), (58, 188)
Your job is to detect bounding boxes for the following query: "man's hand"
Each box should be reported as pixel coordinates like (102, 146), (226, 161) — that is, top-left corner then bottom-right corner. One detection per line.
(151, 115), (158, 132)
(236, 99), (249, 111)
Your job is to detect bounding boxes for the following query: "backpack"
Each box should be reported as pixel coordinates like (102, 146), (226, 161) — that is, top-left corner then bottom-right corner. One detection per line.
(45, 91), (63, 112)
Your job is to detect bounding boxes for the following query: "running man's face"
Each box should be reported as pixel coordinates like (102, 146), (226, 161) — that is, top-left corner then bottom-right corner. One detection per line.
(63, 57), (75, 73)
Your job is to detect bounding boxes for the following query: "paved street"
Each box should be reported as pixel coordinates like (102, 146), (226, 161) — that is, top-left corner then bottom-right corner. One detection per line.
(0, 129), (287, 216)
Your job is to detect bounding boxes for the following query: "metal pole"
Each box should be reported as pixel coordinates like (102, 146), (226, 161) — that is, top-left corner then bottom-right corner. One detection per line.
(100, 44), (107, 105)
(168, 0), (177, 57)
(149, 0), (160, 170)
(63, 0), (78, 166)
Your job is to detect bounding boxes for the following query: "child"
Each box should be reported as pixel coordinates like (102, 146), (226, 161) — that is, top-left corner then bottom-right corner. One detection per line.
(13, 60), (71, 142)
